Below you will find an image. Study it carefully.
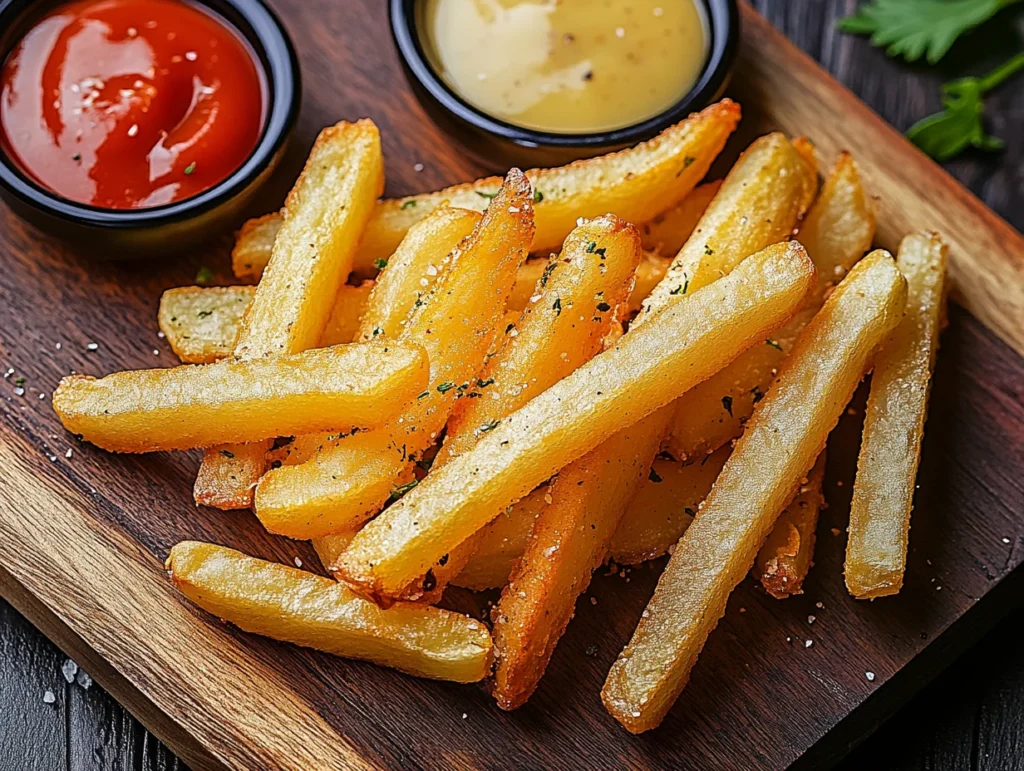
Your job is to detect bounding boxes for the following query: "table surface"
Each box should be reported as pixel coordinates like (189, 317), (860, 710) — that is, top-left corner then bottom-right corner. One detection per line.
(1, 1), (1022, 769)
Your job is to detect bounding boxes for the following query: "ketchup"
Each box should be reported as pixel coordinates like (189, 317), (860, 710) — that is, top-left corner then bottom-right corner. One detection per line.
(0, 0), (266, 209)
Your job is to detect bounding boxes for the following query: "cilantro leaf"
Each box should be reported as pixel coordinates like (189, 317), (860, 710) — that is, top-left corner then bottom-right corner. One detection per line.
(838, 0), (1021, 64)
(907, 52), (1024, 160)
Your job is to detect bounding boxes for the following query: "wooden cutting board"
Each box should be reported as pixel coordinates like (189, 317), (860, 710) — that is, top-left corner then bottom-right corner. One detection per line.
(1, 4), (1023, 769)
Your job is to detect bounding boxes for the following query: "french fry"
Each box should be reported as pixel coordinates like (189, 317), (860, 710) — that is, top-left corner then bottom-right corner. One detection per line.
(845, 232), (947, 599)
(451, 450), (728, 590)
(610, 448), (729, 566)
(196, 120), (384, 509)
(356, 204), (481, 341)
(336, 241), (816, 605)
(168, 542), (492, 682)
(232, 101), (740, 281)
(158, 286), (254, 364)
(254, 170), (535, 539)
(491, 410), (668, 709)
(602, 250), (907, 733)
(666, 152), (876, 460)
(639, 181), (722, 255)
(53, 341), (427, 452)
(754, 452), (826, 598)
(641, 133), (817, 318)
(402, 214), (643, 602)
(322, 282), (374, 347)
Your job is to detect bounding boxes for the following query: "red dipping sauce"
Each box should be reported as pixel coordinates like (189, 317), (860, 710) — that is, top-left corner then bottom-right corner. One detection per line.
(0, 0), (266, 209)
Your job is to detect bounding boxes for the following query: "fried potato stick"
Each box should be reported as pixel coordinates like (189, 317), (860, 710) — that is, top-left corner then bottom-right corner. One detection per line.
(168, 542), (492, 682)
(602, 250), (907, 733)
(196, 120), (383, 509)
(845, 231), (947, 599)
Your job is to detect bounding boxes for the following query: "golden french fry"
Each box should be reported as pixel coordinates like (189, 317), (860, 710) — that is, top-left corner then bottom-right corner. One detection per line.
(336, 241), (816, 605)
(322, 282), (374, 346)
(357, 204), (481, 341)
(602, 250), (907, 733)
(846, 232), (947, 599)
(232, 101), (739, 281)
(641, 133), (817, 318)
(196, 120), (383, 509)
(254, 170), (535, 539)
(53, 342), (427, 453)
(449, 486), (550, 591)
(610, 448), (729, 566)
(451, 450), (728, 590)
(754, 452), (826, 599)
(158, 286), (254, 364)
(665, 152), (875, 460)
(404, 215), (643, 602)
(168, 541), (492, 682)
(491, 410), (667, 709)
(639, 181), (722, 255)
(232, 213), (282, 283)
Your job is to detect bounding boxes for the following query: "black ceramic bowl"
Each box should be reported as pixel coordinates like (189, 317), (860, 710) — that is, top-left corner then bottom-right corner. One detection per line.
(390, 0), (739, 170)
(0, 0), (300, 259)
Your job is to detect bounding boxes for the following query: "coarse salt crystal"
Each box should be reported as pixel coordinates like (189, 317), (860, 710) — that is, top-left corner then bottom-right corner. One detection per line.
(615, 27), (625, 37)
(413, 163), (424, 172)
(86, 342), (99, 351)
(807, 615), (816, 624)
(76, 670), (92, 690)
(43, 690), (56, 704)
(294, 557), (303, 568)
(13, 387), (24, 397)
(865, 671), (875, 682)
(804, 639), (813, 648)
(508, 205), (520, 213)
(62, 659), (78, 683)
(1003, 537), (1011, 544)
(65, 448), (73, 458)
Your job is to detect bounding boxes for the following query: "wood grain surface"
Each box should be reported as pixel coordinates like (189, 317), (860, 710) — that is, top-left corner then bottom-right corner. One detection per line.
(1, 1), (1023, 769)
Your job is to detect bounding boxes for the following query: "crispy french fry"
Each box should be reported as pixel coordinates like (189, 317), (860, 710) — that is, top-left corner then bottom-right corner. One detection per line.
(232, 101), (739, 281)
(610, 448), (729, 566)
(846, 232), (947, 599)
(196, 121), (383, 509)
(158, 286), (254, 364)
(356, 204), (481, 341)
(602, 250), (907, 733)
(451, 450), (728, 590)
(254, 171), (535, 539)
(641, 133), (817, 318)
(491, 410), (667, 709)
(403, 215), (643, 602)
(322, 282), (374, 346)
(168, 542), (492, 682)
(53, 341), (427, 452)
(665, 152), (876, 460)
(336, 241), (816, 605)
(754, 452), (826, 598)
(639, 181), (722, 255)
(232, 213), (282, 283)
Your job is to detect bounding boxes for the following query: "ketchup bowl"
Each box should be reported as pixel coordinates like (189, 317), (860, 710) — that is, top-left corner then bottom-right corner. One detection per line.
(0, 0), (299, 258)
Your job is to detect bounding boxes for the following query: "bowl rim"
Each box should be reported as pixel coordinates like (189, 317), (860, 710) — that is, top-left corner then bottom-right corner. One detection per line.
(389, 0), (739, 149)
(0, 0), (301, 229)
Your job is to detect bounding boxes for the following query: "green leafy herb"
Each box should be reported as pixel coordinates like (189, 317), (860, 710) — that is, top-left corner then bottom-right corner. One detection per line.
(670, 274), (690, 296)
(684, 507), (696, 517)
(838, 0), (1022, 63)
(437, 381), (456, 393)
(220, 449), (235, 458)
(721, 395), (733, 416)
(479, 420), (500, 433)
(906, 52), (1024, 160)
(372, 326), (384, 337)
(539, 261), (557, 288)
(751, 385), (765, 404)
(552, 297), (562, 315)
(196, 309), (213, 318)
(389, 479), (419, 501)
(765, 338), (783, 351)
(648, 467), (663, 483)
(401, 199), (418, 209)
(476, 378), (495, 388)
(475, 190), (499, 200)
(417, 391), (430, 400)
(14, 376), (25, 387)
(533, 189), (544, 203)
(184, 162), (196, 175)
(195, 267), (213, 286)
(586, 241), (598, 253)
(373, 257), (389, 270)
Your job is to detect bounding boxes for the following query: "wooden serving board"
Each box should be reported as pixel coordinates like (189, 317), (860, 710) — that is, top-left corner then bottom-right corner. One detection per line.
(1, 3), (1023, 769)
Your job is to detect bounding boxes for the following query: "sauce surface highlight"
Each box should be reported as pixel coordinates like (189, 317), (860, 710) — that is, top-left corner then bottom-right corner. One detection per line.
(0, 0), (266, 209)
(419, 0), (709, 135)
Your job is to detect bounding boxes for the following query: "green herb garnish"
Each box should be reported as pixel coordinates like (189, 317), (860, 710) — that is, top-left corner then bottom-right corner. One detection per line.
(389, 479), (419, 501)
(373, 257), (389, 270)
(475, 190), (498, 200)
(533, 190), (544, 203)
(437, 381), (456, 393)
(401, 199), (418, 209)
(552, 297), (562, 315)
(479, 420), (500, 432)
(195, 267), (213, 285)
(906, 53), (1024, 160)
(184, 162), (196, 175)
(838, 0), (1022, 64)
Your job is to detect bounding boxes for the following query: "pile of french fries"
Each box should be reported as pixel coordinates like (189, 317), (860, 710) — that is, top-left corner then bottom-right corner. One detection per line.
(53, 99), (949, 731)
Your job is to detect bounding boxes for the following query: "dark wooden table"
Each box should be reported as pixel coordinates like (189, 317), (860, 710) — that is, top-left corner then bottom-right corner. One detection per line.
(1, 1), (1022, 769)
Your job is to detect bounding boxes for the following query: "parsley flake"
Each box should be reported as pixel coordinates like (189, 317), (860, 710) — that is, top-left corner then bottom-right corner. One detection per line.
(195, 267), (214, 286)
(184, 162), (196, 175)
(479, 420), (500, 433)
(401, 199), (418, 209)
(389, 479), (419, 501)
(552, 297), (562, 315)
(373, 257), (389, 270)
(437, 381), (456, 393)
